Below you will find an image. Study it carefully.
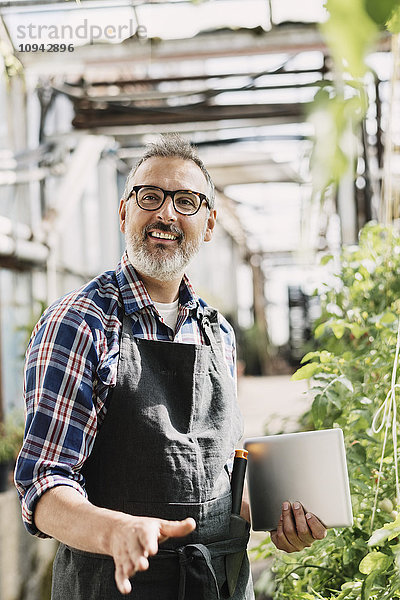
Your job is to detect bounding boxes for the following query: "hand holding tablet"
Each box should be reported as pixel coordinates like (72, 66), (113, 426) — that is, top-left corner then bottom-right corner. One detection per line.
(244, 428), (353, 535)
(270, 501), (327, 553)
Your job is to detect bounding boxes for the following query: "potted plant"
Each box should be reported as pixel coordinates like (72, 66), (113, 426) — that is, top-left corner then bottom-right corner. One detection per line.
(0, 419), (24, 492)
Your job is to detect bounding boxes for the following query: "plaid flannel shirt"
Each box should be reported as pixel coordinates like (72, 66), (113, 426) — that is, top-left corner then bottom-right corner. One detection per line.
(15, 252), (236, 536)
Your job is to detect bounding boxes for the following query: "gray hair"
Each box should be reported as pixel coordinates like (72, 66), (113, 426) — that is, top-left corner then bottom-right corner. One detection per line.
(122, 133), (215, 209)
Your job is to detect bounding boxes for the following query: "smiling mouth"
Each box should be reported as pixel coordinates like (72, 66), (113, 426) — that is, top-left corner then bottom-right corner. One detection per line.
(148, 231), (179, 241)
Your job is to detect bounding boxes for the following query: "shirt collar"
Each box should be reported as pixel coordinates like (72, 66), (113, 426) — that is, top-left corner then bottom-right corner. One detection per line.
(116, 251), (202, 316)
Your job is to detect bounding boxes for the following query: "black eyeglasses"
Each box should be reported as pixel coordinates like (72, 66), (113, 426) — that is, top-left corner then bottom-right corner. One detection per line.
(128, 185), (210, 216)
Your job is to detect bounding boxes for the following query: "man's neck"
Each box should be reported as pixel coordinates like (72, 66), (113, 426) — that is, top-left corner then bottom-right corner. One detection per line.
(137, 271), (182, 303)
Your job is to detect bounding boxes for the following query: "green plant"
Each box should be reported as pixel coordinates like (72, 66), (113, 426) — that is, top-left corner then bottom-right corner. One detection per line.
(0, 418), (24, 464)
(309, 0), (400, 200)
(253, 223), (400, 599)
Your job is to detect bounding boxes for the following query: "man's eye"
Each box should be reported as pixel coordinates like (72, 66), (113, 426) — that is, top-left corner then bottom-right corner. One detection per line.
(176, 197), (197, 207)
(142, 194), (159, 202)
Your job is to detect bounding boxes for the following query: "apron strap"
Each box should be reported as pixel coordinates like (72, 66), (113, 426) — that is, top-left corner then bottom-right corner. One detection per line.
(201, 307), (222, 347)
(177, 544), (220, 600)
(153, 535), (249, 600)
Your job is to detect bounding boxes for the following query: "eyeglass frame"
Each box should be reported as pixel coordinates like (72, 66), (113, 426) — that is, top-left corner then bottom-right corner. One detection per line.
(127, 184), (211, 216)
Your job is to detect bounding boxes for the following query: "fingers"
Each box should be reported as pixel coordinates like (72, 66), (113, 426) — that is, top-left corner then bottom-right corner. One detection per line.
(112, 516), (196, 594)
(137, 520), (160, 556)
(115, 563), (132, 595)
(270, 514), (299, 553)
(114, 554), (149, 594)
(159, 517), (196, 542)
(289, 502), (315, 547)
(114, 535), (149, 595)
(270, 501), (327, 553)
(304, 511), (327, 540)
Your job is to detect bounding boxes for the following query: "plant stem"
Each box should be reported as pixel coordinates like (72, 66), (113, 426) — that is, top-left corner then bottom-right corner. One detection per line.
(278, 563), (339, 583)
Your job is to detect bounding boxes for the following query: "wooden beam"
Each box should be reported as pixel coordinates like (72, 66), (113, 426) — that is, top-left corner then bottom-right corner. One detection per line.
(72, 102), (304, 129)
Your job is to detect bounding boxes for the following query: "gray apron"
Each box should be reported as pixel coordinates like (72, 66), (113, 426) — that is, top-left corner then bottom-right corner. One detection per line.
(52, 307), (254, 600)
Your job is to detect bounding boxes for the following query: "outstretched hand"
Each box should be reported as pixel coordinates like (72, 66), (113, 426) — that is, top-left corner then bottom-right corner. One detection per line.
(109, 515), (196, 594)
(270, 501), (326, 553)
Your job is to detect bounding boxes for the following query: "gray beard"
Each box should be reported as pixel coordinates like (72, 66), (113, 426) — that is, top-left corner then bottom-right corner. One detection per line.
(126, 225), (205, 282)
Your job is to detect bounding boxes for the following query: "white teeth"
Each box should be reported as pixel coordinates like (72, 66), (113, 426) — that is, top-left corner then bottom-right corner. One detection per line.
(150, 231), (177, 240)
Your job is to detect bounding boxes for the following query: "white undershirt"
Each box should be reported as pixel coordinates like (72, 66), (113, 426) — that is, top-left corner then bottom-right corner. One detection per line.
(153, 298), (179, 332)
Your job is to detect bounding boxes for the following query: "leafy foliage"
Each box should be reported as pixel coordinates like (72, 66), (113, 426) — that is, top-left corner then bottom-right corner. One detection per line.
(253, 224), (400, 599)
(0, 418), (24, 464)
(322, 0), (378, 79)
(309, 0), (400, 197)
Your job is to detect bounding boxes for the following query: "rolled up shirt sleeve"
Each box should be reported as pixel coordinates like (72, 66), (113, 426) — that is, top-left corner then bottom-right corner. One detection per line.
(15, 304), (100, 537)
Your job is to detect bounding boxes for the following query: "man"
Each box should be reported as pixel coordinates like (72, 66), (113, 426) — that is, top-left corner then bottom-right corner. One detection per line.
(15, 134), (326, 599)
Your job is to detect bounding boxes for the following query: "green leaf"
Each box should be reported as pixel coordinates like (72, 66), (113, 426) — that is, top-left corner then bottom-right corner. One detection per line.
(350, 477), (371, 493)
(337, 375), (354, 392)
(340, 581), (363, 593)
(361, 571), (377, 600)
(367, 528), (391, 547)
(314, 323), (326, 338)
(322, 0), (378, 78)
(319, 350), (333, 363)
(380, 312), (397, 325)
(348, 322), (366, 339)
(301, 351), (322, 364)
(379, 513), (400, 530)
(331, 321), (345, 338)
(291, 362), (320, 381)
(312, 394), (328, 427)
(359, 551), (393, 574)
(386, 3), (400, 31)
(320, 253), (334, 265)
(336, 587), (355, 599)
(348, 442), (366, 463)
(365, 0), (399, 26)
(368, 514), (400, 547)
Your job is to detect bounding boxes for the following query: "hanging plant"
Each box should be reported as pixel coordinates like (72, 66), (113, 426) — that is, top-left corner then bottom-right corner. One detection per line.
(308, 0), (400, 201)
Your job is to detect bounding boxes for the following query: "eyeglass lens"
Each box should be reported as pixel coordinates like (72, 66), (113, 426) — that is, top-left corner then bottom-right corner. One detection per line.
(137, 186), (202, 215)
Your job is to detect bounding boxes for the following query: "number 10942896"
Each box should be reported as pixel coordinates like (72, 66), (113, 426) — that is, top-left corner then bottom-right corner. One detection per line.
(18, 44), (75, 52)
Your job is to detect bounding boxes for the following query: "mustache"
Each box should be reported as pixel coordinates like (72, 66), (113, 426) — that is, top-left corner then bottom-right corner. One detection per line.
(143, 222), (184, 241)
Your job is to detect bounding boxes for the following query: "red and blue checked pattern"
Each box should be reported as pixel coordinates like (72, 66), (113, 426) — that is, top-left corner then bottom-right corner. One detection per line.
(15, 252), (236, 537)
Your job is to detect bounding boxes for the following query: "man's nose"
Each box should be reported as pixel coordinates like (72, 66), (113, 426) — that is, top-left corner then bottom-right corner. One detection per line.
(156, 195), (177, 222)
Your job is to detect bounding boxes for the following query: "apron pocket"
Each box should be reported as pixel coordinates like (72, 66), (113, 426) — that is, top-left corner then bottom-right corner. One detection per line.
(65, 545), (114, 560)
(123, 493), (231, 547)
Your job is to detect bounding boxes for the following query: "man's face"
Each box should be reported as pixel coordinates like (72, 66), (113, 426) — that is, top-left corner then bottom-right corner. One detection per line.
(119, 156), (217, 281)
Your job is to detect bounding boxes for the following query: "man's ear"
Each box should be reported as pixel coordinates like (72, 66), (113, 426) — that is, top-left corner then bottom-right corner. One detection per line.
(204, 209), (217, 242)
(119, 198), (126, 234)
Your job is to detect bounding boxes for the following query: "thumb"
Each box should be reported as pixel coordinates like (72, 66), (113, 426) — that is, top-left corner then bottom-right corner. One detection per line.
(159, 517), (196, 541)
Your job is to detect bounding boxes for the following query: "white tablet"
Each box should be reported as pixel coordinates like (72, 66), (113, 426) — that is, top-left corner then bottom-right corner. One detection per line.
(244, 428), (353, 531)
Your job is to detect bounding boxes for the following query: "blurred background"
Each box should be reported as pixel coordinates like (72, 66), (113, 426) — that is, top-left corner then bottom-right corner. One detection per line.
(0, 0), (397, 598)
